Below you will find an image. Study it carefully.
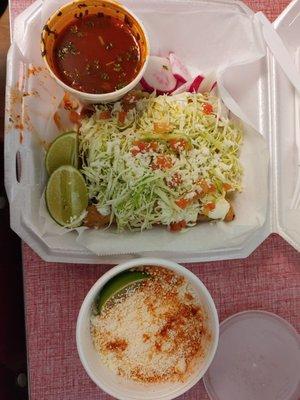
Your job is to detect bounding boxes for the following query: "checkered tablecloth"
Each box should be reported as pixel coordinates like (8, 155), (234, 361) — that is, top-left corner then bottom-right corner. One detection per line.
(8, 0), (300, 399)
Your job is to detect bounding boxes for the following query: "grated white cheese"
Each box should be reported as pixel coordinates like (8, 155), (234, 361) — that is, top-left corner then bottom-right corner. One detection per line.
(90, 267), (208, 383)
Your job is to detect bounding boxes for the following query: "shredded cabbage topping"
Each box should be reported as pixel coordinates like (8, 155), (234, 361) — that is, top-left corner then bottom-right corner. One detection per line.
(79, 91), (243, 231)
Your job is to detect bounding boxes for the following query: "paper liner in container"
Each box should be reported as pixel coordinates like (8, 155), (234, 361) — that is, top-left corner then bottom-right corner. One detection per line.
(5, 0), (280, 263)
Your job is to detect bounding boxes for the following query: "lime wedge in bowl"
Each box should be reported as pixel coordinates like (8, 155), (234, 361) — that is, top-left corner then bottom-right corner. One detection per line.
(95, 271), (150, 314)
(45, 131), (78, 175)
(45, 165), (88, 227)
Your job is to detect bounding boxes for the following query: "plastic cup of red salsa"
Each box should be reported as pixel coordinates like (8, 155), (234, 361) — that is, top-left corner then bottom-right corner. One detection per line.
(41, 0), (150, 103)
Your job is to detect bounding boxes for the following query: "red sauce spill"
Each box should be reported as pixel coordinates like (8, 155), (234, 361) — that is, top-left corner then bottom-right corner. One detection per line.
(27, 66), (43, 77)
(19, 131), (24, 144)
(53, 111), (62, 129)
(52, 14), (141, 94)
(15, 123), (24, 131)
(62, 92), (79, 110)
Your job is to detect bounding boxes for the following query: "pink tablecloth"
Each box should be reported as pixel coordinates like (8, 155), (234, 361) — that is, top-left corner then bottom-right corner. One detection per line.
(9, 0), (300, 399)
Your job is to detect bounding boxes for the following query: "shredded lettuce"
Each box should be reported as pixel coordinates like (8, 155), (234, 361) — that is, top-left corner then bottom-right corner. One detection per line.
(79, 92), (243, 231)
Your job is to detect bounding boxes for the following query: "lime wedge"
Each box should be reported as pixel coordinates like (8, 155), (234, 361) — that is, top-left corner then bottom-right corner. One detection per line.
(45, 131), (78, 175)
(96, 271), (150, 313)
(45, 165), (88, 227)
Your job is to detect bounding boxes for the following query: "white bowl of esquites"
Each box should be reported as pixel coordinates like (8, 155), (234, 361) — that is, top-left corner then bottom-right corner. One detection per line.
(76, 258), (219, 400)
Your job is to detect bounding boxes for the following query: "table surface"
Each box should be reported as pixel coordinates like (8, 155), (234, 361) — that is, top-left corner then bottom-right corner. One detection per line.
(9, 0), (300, 399)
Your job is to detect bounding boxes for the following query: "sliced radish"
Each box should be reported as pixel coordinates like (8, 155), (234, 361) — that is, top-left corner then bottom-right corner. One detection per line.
(197, 73), (217, 93)
(188, 75), (204, 93)
(174, 80), (185, 90)
(173, 76), (189, 92)
(140, 56), (177, 94)
(169, 52), (191, 84)
(171, 79), (194, 95)
(209, 82), (217, 95)
(211, 81), (217, 91)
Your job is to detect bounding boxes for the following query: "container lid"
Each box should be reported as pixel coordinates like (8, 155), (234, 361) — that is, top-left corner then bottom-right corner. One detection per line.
(203, 310), (300, 400)
(255, 12), (300, 95)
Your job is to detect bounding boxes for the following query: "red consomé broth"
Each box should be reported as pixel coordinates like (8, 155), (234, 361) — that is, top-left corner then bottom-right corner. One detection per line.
(53, 14), (141, 94)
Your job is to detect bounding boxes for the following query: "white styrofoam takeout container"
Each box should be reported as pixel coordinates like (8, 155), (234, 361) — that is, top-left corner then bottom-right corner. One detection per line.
(4, 0), (300, 263)
(76, 258), (219, 400)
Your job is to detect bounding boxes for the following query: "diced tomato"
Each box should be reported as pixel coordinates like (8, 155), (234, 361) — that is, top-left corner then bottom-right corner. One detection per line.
(197, 179), (216, 195)
(169, 139), (189, 152)
(149, 142), (158, 151)
(202, 103), (214, 115)
(131, 141), (158, 156)
(135, 141), (158, 151)
(152, 155), (173, 170)
(138, 141), (147, 150)
(99, 111), (111, 120)
(153, 122), (172, 133)
(198, 179), (209, 193)
(118, 111), (127, 124)
(169, 220), (187, 232)
(168, 172), (182, 188)
(208, 184), (216, 193)
(203, 202), (216, 215)
(223, 183), (232, 191)
(175, 198), (190, 209)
